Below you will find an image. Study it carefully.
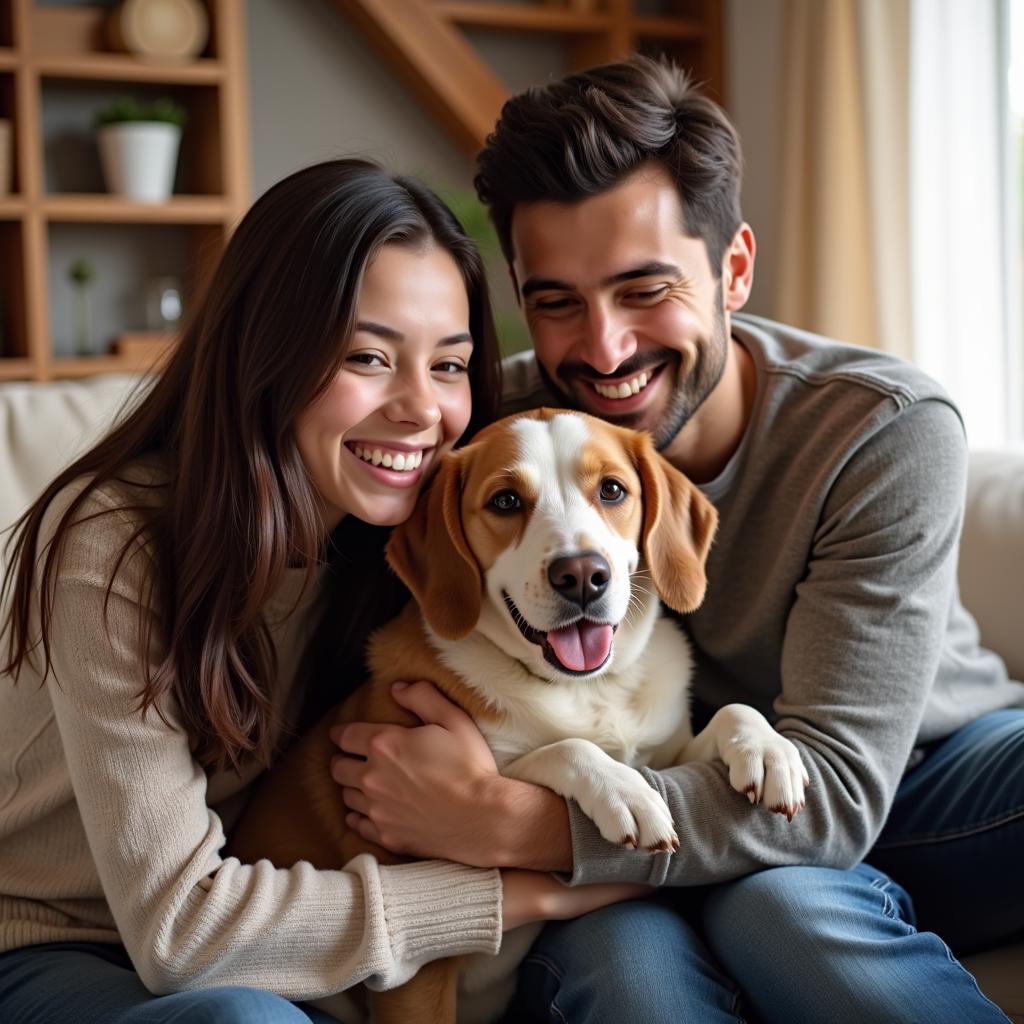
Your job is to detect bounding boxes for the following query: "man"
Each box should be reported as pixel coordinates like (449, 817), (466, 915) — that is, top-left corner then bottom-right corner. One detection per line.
(334, 57), (1023, 1022)
(475, 55), (1023, 1021)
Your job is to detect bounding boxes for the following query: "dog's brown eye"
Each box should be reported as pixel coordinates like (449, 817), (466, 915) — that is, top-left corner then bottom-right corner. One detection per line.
(490, 490), (522, 513)
(599, 479), (626, 503)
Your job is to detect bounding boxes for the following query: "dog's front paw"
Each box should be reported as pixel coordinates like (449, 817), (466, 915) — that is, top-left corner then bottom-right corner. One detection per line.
(579, 765), (679, 853)
(718, 710), (809, 821)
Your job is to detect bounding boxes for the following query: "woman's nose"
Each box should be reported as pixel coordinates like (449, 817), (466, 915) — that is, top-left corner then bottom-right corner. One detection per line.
(384, 372), (442, 427)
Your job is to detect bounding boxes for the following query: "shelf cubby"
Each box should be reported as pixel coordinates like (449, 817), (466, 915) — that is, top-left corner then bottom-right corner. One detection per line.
(0, 0), (13, 51)
(0, 218), (28, 363)
(0, 0), (248, 382)
(41, 78), (224, 197)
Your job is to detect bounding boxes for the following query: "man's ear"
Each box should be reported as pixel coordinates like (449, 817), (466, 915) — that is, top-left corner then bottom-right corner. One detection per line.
(386, 453), (482, 639)
(633, 433), (718, 613)
(723, 222), (756, 312)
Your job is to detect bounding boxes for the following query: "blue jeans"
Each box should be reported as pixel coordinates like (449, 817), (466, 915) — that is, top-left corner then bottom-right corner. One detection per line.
(0, 941), (345, 1023)
(506, 708), (1023, 1023)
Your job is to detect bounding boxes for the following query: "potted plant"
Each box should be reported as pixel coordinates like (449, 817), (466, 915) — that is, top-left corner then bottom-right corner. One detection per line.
(95, 96), (187, 203)
(68, 256), (96, 355)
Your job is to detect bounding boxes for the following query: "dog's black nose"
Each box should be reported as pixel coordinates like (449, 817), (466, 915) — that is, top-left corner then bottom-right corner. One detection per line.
(548, 552), (611, 608)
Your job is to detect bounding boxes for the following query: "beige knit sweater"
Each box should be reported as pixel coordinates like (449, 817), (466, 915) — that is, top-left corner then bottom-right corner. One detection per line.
(0, 463), (501, 997)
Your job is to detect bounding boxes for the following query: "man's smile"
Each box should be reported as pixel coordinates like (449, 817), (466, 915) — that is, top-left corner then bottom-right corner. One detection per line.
(569, 363), (671, 419)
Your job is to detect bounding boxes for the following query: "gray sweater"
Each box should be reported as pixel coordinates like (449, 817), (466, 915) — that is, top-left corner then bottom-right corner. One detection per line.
(502, 313), (1024, 887)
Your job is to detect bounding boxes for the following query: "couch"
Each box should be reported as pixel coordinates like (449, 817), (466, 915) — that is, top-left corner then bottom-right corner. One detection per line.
(1, 374), (1021, 1020)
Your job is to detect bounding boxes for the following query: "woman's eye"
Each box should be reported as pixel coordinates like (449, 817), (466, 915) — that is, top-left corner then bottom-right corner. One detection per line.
(599, 479), (626, 503)
(490, 490), (522, 513)
(434, 360), (468, 375)
(348, 352), (386, 368)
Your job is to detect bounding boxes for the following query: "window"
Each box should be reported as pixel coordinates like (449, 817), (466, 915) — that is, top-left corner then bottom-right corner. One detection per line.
(1006, 0), (1024, 439)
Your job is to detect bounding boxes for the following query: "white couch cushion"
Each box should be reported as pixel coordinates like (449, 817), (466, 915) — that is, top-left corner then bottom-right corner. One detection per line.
(959, 447), (1024, 682)
(0, 374), (144, 579)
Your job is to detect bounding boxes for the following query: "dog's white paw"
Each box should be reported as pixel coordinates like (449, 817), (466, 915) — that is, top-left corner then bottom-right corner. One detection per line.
(719, 715), (808, 821)
(579, 764), (679, 853)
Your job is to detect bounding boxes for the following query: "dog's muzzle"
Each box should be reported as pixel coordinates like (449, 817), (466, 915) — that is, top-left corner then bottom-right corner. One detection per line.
(503, 591), (617, 676)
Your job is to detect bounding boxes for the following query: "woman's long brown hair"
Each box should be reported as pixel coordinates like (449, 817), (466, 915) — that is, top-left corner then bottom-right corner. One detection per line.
(1, 159), (501, 772)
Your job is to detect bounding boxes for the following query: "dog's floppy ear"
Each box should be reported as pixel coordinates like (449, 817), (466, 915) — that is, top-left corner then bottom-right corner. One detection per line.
(386, 451), (482, 639)
(633, 432), (718, 613)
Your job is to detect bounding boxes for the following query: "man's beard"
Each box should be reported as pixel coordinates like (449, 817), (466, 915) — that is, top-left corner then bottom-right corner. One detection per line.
(536, 291), (729, 452)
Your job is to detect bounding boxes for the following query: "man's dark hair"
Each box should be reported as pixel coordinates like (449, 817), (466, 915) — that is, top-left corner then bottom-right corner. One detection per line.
(474, 55), (743, 275)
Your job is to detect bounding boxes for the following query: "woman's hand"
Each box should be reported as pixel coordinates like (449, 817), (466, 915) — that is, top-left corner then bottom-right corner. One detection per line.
(330, 681), (509, 864)
(500, 869), (653, 931)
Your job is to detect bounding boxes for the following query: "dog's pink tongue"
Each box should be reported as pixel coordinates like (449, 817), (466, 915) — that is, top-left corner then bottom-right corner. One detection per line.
(546, 622), (614, 673)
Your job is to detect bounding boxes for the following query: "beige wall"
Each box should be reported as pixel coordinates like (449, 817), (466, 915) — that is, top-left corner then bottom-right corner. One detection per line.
(726, 0), (785, 320)
(246, 0), (470, 197)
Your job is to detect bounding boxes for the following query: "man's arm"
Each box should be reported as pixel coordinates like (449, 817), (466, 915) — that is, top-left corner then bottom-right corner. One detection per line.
(496, 399), (969, 884)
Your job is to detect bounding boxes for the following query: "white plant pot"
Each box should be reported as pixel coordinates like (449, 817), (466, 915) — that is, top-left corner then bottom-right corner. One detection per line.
(98, 121), (182, 203)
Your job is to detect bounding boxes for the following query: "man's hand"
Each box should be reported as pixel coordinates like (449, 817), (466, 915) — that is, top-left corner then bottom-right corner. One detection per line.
(329, 681), (572, 869)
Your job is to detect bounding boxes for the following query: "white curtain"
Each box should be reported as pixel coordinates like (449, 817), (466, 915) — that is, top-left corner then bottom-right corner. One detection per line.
(775, 0), (1016, 445)
(909, 0), (1013, 446)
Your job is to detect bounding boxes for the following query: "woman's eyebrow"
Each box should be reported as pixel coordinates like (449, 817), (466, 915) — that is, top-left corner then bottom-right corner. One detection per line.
(355, 320), (403, 340)
(355, 321), (472, 346)
(439, 333), (474, 347)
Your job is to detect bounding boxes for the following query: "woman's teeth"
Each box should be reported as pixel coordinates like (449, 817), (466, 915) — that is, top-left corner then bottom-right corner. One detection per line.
(352, 446), (424, 472)
(594, 371), (651, 400)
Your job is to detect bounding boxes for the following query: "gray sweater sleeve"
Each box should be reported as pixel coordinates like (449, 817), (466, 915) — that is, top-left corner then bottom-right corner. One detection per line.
(566, 399), (968, 886)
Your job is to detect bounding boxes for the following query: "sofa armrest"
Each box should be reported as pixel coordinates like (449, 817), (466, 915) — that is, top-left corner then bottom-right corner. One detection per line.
(0, 374), (145, 579)
(959, 449), (1024, 681)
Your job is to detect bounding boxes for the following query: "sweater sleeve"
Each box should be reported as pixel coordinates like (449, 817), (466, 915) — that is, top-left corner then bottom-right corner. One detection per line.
(40, 485), (501, 997)
(565, 398), (968, 886)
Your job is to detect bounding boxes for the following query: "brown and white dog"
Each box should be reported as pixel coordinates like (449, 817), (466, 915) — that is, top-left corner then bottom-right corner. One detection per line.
(229, 408), (807, 1024)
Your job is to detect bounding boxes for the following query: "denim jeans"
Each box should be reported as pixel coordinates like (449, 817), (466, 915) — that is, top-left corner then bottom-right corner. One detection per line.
(0, 941), (345, 1023)
(505, 708), (1023, 1023)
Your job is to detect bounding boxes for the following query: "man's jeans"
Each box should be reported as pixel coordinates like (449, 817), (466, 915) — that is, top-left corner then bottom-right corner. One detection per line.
(505, 708), (1023, 1023)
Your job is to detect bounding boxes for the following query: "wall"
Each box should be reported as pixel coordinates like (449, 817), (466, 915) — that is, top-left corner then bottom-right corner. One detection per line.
(246, 0), (469, 197)
(725, 0), (785, 320)
(247, 1), (572, 198)
(245, 1), (574, 352)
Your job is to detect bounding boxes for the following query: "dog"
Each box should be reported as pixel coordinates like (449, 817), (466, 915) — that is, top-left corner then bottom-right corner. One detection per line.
(228, 407), (807, 1024)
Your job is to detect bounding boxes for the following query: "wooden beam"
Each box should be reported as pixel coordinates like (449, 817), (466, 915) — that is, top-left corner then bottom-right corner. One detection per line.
(330, 0), (508, 158)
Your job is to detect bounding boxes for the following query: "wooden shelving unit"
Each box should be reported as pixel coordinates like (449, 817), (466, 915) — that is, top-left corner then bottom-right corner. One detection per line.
(0, 0), (250, 382)
(333, 0), (724, 159)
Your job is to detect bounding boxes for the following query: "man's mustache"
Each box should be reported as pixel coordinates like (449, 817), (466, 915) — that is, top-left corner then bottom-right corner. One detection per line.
(557, 349), (681, 383)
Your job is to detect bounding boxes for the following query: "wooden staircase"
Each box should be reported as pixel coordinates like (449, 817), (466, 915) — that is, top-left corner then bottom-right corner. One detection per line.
(330, 0), (725, 158)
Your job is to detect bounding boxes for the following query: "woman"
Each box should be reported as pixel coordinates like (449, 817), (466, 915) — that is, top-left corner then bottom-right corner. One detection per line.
(0, 160), (641, 1024)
